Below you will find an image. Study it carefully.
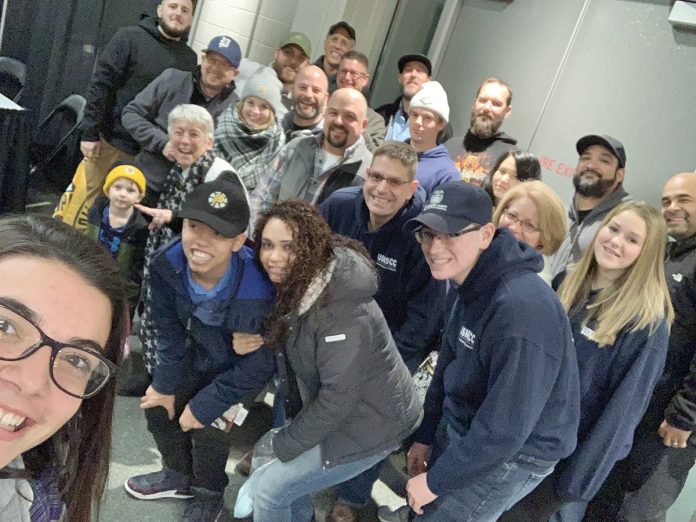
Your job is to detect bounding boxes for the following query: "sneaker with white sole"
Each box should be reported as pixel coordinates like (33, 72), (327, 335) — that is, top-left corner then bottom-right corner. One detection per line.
(124, 468), (194, 500)
(377, 505), (411, 522)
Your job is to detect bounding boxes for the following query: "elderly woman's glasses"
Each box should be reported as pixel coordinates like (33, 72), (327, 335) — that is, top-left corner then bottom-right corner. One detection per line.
(0, 303), (116, 399)
(501, 208), (540, 234)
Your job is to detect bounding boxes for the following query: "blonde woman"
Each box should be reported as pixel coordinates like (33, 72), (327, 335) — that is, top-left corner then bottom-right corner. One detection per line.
(493, 180), (566, 283)
(214, 67), (285, 190)
(503, 201), (673, 522)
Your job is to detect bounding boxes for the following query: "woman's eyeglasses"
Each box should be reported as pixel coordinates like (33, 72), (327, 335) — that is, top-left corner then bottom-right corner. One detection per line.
(501, 208), (540, 234)
(0, 303), (116, 399)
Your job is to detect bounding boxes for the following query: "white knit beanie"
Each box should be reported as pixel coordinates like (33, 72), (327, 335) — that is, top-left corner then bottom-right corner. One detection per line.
(240, 66), (283, 115)
(409, 81), (450, 123)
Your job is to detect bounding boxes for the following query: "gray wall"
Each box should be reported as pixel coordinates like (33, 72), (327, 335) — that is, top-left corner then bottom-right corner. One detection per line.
(436, 0), (696, 204)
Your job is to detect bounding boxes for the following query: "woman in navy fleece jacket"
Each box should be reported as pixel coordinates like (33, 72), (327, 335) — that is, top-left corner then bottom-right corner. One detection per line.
(503, 201), (673, 521)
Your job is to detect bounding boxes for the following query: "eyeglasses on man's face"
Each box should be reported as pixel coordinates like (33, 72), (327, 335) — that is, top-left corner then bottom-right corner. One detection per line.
(415, 225), (482, 244)
(365, 170), (411, 187)
(0, 303), (116, 399)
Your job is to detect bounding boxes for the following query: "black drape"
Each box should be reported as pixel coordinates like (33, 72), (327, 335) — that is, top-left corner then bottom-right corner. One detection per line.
(0, 103), (30, 212)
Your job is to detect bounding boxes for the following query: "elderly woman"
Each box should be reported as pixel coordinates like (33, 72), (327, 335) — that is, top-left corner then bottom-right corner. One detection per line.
(493, 180), (566, 284)
(214, 67), (285, 191)
(135, 104), (245, 376)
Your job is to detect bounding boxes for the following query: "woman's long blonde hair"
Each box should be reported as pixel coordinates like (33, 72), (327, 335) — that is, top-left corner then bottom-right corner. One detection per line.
(557, 201), (673, 346)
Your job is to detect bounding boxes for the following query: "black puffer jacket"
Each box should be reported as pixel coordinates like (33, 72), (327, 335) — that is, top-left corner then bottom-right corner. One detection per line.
(272, 246), (423, 467)
(80, 16), (197, 154)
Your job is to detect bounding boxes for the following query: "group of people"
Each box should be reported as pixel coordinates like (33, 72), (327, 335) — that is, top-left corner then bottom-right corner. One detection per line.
(1, 1), (694, 522)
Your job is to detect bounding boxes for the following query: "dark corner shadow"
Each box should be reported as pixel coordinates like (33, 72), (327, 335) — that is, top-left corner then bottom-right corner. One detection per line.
(672, 25), (696, 46)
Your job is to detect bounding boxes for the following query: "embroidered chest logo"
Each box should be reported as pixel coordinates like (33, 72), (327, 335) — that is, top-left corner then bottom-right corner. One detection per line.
(208, 191), (228, 209)
(672, 273), (684, 283)
(580, 325), (595, 339)
(458, 326), (476, 349)
(376, 253), (398, 272)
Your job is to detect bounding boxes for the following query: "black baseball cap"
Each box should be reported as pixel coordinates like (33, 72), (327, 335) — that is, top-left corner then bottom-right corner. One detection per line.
(179, 175), (249, 238)
(576, 134), (626, 168)
(403, 181), (493, 234)
(328, 21), (356, 41)
(397, 54), (432, 76)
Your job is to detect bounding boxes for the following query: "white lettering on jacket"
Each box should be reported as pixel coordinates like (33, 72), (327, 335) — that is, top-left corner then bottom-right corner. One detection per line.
(458, 326), (476, 350)
(376, 253), (398, 272)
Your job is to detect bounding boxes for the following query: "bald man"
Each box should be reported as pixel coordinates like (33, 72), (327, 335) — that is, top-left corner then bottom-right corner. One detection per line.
(282, 65), (329, 141)
(250, 88), (373, 224)
(587, 172), (696, 520)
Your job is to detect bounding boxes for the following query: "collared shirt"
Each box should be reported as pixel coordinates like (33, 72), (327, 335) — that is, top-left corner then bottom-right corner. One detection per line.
(385, 104), (410, 142)
(250, 133), (366, 221)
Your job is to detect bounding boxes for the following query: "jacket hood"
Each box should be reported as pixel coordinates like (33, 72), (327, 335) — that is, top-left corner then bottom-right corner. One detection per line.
(298, 246), (378, 315)
(463, 130), (517, 148)
(458, 228), (544, 304)
(568, 185), (630, 224)
(418, 143), (451, 160)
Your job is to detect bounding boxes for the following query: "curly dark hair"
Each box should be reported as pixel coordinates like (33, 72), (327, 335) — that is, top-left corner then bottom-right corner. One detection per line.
(253, 199), (372, 345)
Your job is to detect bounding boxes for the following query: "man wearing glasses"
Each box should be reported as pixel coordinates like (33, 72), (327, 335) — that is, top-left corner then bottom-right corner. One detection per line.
(320, 140), (444, 520)
(380, 181), (581, 522)
(335, 51), (386, 152)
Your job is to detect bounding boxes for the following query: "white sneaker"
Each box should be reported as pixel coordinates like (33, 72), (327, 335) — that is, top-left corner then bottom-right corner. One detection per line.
(377, 505), (410, 522)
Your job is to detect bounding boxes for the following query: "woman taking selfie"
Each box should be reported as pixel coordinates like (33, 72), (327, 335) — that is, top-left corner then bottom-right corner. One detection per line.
(501, 201), (673, 521)
(0, 215), (127, 521)
(244, 200), (421, 521)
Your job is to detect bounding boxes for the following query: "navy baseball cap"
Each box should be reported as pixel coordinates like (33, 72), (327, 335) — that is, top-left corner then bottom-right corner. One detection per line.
(179, 176), (249, 238)
(576, 134), (626, 168)
(398, 54), (432, 76)
(328, 21), (356, 41)
(403, 181), (493, 234)
(204, 36), (242, 68)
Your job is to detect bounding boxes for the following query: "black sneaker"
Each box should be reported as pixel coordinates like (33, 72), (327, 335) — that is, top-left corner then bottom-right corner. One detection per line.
(124, 468), (194, 500)
(182, 486), (224, 522)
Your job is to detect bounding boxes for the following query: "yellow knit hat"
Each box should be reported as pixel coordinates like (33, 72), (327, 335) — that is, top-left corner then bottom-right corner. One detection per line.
(103, 164), (147, 196)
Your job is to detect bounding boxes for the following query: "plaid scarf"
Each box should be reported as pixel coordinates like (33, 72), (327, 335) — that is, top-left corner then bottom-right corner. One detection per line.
(139, 149), (217, 372)
(214, 106), (284, 191)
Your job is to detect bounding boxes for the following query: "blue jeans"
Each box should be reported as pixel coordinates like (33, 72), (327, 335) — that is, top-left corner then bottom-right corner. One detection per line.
(252, 444), (396, 522)
(417, 422), (556, 522)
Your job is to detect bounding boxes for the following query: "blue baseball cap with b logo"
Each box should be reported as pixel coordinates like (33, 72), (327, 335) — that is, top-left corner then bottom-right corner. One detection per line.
(204, 36), (242, 68)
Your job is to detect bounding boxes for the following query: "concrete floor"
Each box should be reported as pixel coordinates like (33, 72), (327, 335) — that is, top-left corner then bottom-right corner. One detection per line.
(102, 395), (407, 521)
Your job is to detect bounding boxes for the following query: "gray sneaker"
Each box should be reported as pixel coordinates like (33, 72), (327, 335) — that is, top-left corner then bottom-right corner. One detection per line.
(182, 486), (224, 522)
(377, 505), (411, 522)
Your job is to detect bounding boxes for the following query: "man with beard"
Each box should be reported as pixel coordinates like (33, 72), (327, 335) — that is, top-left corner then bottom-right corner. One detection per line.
(444, 78), (517, 186)
(549, 134), (631, 277)
(314, 21), (356, 94)
(235, 32), (312, 119)
(335, 51), (386, 152)
(122, 35), (241, 207)
(377, 54), (442, 143)
(250, 87), (372, 226)
(77, 0), (197, 221)
(281, 65), (328, 142)
(586, 172), (696, 521)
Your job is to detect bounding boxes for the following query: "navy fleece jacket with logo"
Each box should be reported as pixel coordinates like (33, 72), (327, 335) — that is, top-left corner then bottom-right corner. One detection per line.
(551, 290), (669, 501)
(413, 229), (581, 495)
(320, 186), (445, 372)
